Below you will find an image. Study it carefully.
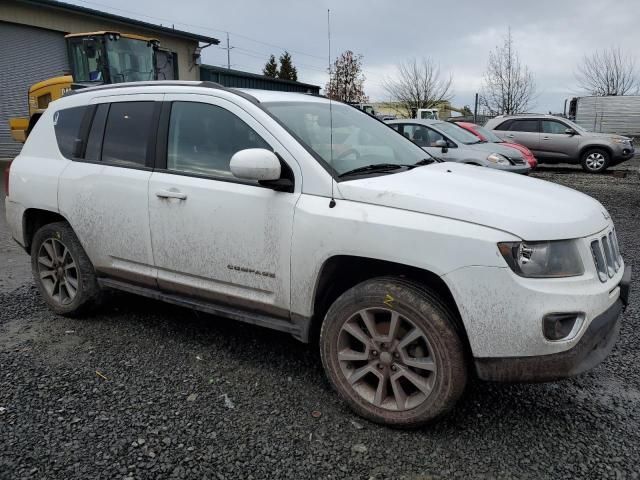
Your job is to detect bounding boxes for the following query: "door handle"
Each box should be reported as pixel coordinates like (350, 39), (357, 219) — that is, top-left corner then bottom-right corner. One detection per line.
(505, 134), (515, 138)
(542, 136), (551, 140)
(156, 189), (187, 200)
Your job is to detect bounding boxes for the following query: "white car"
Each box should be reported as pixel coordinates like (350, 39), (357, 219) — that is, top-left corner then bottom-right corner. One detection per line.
(4, 81), (631, 427)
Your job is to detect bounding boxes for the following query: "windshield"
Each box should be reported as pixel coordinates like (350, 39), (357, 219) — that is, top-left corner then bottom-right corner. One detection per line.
(561, 118), (588, 133)
(262, 101), (431, 176)
(105, 38), (155, 83)
(432, 122), (482, 144)
(471, 124), (504, 143)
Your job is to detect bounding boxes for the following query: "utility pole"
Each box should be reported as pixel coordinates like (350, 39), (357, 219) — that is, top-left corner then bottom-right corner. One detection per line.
(474, 92), (479, 123)
(221, 32), (234, 69)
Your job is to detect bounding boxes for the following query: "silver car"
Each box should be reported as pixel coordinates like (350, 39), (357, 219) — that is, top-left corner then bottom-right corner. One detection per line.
(386, 119), (530, 174)
(484, 114), (635, 173)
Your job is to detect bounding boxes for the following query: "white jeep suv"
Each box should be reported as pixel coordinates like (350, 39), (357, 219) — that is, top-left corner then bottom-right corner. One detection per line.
(4, 81), (631, 427)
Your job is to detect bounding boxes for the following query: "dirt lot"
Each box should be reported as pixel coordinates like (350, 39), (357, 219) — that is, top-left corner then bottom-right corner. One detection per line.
(1, 159), (639, 480)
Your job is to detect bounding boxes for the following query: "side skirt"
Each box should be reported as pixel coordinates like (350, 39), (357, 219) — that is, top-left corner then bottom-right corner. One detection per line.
(98, 278), (308, 341)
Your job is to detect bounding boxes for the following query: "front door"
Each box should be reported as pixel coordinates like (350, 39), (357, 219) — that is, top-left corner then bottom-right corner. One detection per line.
(539, 119), (580, 161)
(147, 94), (301, 316)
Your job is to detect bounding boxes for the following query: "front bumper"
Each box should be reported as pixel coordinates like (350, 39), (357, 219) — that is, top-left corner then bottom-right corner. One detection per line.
(475, 265), (631, 382)
(612, 143), (635, 161)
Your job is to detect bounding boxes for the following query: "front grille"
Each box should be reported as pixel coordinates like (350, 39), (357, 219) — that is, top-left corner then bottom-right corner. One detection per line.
(590, 228), (622, 282)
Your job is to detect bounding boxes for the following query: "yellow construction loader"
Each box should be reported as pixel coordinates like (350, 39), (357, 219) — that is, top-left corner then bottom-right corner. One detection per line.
(10, 31), (165, 142)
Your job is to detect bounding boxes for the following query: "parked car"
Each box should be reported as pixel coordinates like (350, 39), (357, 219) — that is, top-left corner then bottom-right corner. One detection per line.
(386, 119), (530, 174)
(5, 82), (631, 427)
(484, 114), (635, 173)
(454, 121), (537, 169)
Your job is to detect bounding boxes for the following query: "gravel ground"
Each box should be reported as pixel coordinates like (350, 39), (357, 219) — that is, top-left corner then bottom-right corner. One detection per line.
(0, 160), (639, 480)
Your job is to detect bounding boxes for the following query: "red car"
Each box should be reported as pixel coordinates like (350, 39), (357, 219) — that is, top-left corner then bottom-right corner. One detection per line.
(455, 121), (538, 169)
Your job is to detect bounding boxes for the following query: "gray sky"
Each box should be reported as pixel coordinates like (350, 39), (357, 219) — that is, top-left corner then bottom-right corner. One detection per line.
(67, 0), (640, 113)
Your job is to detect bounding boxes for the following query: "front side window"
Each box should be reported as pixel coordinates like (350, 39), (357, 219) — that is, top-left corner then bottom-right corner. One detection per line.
(542, 120), (569, 134)
(431, 122), (480, 145)
(53, 106), (86, 159)
(262, 102), (429, 176)
(102, 102), (155, 167)
(167, 102), (270, 179)
(510, 119), (539, 133)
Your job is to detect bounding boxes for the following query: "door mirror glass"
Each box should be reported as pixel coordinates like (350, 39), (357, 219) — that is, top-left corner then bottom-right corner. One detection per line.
(230, 149), (281, 181)
(434, 139), (448, 153)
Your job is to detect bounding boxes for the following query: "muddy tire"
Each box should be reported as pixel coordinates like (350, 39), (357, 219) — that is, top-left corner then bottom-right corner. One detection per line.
(31, 221), (102, 316)
(320, 277), (467, 428)
(581, 148), (610, 173)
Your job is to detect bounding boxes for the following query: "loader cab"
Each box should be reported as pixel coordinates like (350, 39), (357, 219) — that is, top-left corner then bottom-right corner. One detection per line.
(66, 32), (159, 84)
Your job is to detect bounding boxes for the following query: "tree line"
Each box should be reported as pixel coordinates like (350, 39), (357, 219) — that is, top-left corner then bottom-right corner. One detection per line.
(262, 30), (640, 116)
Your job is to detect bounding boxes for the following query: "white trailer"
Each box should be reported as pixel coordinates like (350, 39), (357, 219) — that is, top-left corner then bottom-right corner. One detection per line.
(567, 95), (640, 138)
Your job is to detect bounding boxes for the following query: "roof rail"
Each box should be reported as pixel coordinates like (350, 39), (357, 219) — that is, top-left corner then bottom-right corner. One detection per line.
(63, 80), (260, 104)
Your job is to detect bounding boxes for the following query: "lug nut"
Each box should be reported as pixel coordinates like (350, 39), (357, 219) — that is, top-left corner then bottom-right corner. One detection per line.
(381, 343), (387, 349)
(391, 365), (397, 371)
(393, 352), (400, 358)
(377, 364), (384, 370)
(372, 350), (378, 356)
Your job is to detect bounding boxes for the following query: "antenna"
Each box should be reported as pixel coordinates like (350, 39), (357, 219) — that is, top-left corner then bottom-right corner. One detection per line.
(327, 9), (336, 208)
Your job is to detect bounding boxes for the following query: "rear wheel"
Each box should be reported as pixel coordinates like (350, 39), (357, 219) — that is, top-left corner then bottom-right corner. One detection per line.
(581, 148), (610, 173)
(320, 277), (467, 427)
(31, 222), (102, 316)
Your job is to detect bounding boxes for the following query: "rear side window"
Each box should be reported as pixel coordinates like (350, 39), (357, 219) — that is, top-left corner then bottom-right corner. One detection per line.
(53, 106), (86, 159)
(510, 119), (539, 133)
(102, 102), (155, 167)
(493, 120), (513, 131)
(84, 104), (109, 163)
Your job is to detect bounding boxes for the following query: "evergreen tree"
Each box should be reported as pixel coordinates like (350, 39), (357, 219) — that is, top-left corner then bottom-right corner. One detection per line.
(263, 54), (279, 78)
(278, 51), (298, 81)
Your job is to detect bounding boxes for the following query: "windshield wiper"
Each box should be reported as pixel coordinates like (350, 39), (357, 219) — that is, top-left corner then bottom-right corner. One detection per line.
(415, 158), (437, 166)
(338, 163), (409, 178)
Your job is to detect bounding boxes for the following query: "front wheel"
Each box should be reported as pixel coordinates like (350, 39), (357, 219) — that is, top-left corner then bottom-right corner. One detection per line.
(31, 222), (102, 316)
(320, 277), (467, 428)
(581, 148), (610, 173)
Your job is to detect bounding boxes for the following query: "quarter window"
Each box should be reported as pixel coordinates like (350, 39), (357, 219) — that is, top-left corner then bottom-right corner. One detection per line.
(101, 102), (155, 167)
(53, 106), (86, 159)
(167, 102), (270, 179)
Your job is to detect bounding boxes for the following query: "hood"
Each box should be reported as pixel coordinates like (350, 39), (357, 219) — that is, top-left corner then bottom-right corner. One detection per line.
(338, 163), (609, 240)
(583, 131), (631, 141)
(458, 141), (525, 160)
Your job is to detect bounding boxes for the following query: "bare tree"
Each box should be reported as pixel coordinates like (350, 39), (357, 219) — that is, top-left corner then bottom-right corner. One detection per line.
(480, 29), (536, 115)
(325, 50), (368, 103)
(575, 47), (639, 96)
(382, 58), (453, 117)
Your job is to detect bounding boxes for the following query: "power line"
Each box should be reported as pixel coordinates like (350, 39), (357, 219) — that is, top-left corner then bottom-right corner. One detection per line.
(69, 0), (327, 61)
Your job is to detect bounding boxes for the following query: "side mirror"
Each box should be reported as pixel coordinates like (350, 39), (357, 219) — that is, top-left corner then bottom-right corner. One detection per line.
(230, 148), (281, 181)
(434, 139), (448, 153)
(565, 128), (576, 136)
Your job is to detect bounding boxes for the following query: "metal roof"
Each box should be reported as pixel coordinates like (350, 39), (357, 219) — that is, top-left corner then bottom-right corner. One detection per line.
(15, 0), (220, 44)
(200, 64), (321, 90)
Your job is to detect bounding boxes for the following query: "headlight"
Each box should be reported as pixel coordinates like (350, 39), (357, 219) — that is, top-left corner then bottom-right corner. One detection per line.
(486, 153), (510, 165)
(611, 137), (630, 145)
(498, 240), (584, 278)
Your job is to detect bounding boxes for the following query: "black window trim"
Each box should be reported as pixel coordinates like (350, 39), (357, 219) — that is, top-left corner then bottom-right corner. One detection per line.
(154, 100), (295, 191)
(67, 101), (161, 172)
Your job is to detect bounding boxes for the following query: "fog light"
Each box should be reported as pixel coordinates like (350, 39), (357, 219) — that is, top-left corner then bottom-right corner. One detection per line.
(543, 313), (583, 340)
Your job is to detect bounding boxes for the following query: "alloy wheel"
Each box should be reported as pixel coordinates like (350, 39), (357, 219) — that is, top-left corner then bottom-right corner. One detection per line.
(37, 238), (79, 306)
(585, 152), (606, 171)
(337, 307), (437, 411)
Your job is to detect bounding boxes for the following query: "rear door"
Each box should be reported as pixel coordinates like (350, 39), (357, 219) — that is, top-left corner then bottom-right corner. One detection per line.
(58, 95), (162, 287)
(502, 119), (540, 153)
(539, 119), (580, 161)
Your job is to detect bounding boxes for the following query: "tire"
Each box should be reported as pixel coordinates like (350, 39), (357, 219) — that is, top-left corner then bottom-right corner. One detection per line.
(31, 221), (102, 316)
(320, 277), (467, 428)
(581, 148), (610, 173)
